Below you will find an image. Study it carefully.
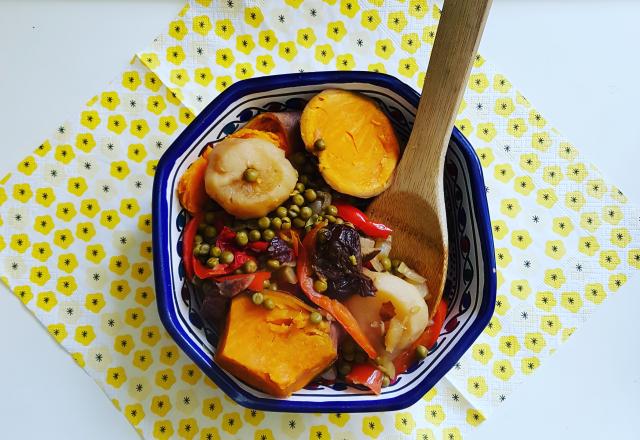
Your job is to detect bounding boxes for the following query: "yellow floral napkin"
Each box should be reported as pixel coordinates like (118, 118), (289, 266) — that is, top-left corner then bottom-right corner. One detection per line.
(2, 0), (639, 439)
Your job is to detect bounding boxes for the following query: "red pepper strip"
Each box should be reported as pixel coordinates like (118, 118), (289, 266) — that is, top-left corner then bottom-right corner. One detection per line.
(247, 241), (269, 252)
(193, 258), (229, 278)
(183, 213), (203, 279)
(216, 272), (271, 292)
(345, 363), (384, 395)
(334, 203), (392, 239)
(297, 224), (378, 359)
(393, 299), (448, 376)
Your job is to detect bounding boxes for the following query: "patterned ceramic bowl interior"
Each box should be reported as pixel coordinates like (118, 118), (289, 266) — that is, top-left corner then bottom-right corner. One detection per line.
(152, 72), (496, 413)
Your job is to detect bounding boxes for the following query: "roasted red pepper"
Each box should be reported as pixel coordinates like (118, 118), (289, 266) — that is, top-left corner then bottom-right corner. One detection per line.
(393, 299), (448, 376)
(297, 223), (377, 359)
(247, 241), (269, 252)
(215, 272), (271, 291)
(182, 214), (203, 279)
(345, 363), (384, 395)
(215, 226), (237, 250)
(334, 203), (392, 239)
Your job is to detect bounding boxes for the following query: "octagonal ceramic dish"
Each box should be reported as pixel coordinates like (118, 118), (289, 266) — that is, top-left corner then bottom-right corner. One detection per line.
(152, 71), (496, 413)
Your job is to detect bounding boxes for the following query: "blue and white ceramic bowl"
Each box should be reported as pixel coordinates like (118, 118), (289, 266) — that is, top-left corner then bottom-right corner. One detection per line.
(152, 71), (496, 413)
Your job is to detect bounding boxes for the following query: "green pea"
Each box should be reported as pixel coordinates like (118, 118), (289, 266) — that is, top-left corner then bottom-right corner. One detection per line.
(269, 282), (278, 291)
(204, 226), (217, 239)
(206, 257), (219, 268)
(288, 209), (298, 219)
(271, 217), (282, 230)
(262, 229), (275, 241)
(281, 221), (291, 231)
(309, 311), (323, 324)
(221, 251), (234, 264)
(194, 235), (203, 245)
(325, 215), (336, 223)
(204, 212), (216, 224)
(266, 259), (280, 270)
(325, 205), (338, 216)
(235, 231), (248, 246)
(210, 246), (222, 257)
(243, 260), (257, 273)
(299, 175), (309, 185)
(276, 206), (288, 218)
(381, 375), (391, 388)
(293, 218), (306, 229)
(263, 298), (275, 310)
(335, 217), (344, 224)
(199, 244), (210, 256)
(263, 279), (271, 289)
(338, 362), (351, 376)
(314, 138), (326, 151)
(257, 217), (270, 229)
(416, 345), (428, 359)
(313, 279), (328, 293)
(303, 188), (317, 202)
(349, 255), (357, 266)
(292, 194), (305, 206)
(243, 167), (258, 182)
(251, 292), (264, 305)
(380, 256), (392, 271)
(295, 182), (305, 193)
(197, 222), (207, 233)
(300, 206), (313, 220)
(248, 230), (261, 242)
(192, 244), (201, 256)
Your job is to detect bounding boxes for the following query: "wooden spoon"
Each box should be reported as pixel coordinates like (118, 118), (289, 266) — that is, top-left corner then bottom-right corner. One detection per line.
(366, 0), (492, 319)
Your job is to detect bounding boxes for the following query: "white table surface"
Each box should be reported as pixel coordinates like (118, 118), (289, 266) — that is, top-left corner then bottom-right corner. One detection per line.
(1, 1), (639, 438)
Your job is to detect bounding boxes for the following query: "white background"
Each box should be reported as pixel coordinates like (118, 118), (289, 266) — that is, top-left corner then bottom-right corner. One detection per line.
(0, 0), (639, 438)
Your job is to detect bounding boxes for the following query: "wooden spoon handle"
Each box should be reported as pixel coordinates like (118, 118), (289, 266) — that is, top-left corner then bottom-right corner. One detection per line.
(395, 0), (492, 195)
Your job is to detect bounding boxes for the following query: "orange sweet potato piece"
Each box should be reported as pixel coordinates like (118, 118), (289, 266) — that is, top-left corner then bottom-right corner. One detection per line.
(227, 127), (283, 149)
(215, 290), (337, 397)
(300, 89), (400, 198)
(243, 112), (302, 156)
(177, 146), (212, 214)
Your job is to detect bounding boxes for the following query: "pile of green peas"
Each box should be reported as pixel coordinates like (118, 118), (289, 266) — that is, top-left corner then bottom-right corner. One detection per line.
(192, 212), (236, 269)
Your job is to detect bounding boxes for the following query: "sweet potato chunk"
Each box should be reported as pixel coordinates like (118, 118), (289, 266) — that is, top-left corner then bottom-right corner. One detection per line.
(300, 89), (400, 198)
(227, 127), (283, 149)
(243, 112), (302, 156)
(177, 146), (212, 214)
(215, 291), (337, 397)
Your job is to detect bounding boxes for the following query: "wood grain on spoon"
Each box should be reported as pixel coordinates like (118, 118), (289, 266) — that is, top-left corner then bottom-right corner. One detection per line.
(366, 0), (492, 319)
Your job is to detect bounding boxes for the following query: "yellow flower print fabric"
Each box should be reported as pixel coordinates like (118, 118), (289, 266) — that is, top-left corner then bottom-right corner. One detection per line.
(1, 1), (640, 439)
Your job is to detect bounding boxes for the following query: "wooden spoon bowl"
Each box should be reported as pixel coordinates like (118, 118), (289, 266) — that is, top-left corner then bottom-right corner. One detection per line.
(367, 0), (492, 319)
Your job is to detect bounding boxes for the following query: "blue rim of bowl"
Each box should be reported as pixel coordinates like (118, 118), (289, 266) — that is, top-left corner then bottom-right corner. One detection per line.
(152, 71), (497, 413)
